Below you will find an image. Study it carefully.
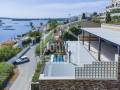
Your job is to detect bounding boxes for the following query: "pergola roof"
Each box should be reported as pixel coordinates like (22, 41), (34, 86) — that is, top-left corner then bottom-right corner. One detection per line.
(82, 27), (120, 46)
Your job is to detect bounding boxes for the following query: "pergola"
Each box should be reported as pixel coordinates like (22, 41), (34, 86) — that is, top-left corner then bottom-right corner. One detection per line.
(81, 27), (120, 61)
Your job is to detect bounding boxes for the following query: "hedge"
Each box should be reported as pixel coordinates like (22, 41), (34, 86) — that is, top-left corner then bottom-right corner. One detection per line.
(0, 62), (14, 89)
(0, 45), (21, 62)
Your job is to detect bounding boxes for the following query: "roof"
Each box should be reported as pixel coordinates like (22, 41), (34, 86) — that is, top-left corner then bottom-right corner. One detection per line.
(82, 27), (120, 46)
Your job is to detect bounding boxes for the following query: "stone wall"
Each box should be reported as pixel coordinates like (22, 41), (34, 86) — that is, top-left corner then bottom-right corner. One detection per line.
(31, 80), (120, 90)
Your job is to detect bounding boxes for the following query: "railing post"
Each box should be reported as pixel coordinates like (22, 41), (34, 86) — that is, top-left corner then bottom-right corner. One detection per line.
(118, 45), (120, 57)
(98, 37), (101, 61)
(88, 33), (91, 51)
(82, 30), (84, 45)
(118, 46), (120, 80)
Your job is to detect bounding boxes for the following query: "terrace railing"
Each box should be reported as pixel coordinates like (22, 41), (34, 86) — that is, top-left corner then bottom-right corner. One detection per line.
(75, 61), (118, 80)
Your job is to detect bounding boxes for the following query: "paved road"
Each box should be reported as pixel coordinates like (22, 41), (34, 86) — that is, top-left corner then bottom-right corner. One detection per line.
(10, 45), (37, 90)
(9, 32), (52, 90)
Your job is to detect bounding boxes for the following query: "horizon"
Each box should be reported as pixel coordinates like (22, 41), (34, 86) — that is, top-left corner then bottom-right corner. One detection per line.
(0, 0), (111, 18)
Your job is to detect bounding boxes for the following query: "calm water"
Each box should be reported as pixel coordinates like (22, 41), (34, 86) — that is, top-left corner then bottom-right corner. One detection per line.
(0, 19), (48, 42)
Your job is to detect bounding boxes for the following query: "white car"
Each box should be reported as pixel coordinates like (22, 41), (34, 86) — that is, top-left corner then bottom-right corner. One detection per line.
(14, 56), (30, 64)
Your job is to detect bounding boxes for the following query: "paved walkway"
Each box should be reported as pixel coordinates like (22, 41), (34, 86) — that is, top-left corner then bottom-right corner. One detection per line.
(67, 41), (96, 67)
(84, 41), (117, 61)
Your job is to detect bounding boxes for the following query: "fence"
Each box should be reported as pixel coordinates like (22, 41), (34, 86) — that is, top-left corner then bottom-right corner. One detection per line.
(75, 61), (118, 80)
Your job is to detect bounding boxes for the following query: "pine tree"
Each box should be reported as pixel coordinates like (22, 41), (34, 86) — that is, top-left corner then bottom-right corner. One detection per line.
(106, 12), (111, 23)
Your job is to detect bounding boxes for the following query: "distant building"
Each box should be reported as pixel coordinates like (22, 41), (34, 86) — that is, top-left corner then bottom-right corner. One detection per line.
(106, 0), (120, 22)
(80, 13), (92, 21)
(99, 12), (106, 23)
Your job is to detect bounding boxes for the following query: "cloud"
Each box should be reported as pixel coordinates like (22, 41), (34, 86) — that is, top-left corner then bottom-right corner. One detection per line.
(0, 0), (110, 18)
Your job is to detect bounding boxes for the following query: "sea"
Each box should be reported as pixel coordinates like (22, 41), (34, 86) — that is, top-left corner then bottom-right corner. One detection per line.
(0, 19), (48, 42)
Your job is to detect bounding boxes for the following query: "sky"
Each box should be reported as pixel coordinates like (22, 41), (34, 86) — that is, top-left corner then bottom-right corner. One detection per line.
(0, 0), (111, 18)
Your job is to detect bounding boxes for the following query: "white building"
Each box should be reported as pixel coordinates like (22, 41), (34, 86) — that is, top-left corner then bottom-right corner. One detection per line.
(106, 0), (120, 16)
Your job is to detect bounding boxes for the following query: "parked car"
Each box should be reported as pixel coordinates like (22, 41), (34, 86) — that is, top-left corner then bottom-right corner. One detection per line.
(14, 56), (30, 64)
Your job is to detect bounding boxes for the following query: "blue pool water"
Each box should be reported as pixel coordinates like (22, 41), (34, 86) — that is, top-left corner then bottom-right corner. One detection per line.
(53, 55), (64, 62)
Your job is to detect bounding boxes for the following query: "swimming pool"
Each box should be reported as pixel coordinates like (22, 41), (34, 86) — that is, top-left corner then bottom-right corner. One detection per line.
(53, 55), (64, 62)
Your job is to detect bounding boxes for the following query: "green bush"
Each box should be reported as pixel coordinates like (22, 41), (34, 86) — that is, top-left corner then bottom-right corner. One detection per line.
(22, 38), (31, 47)
(28, 31), (42, 38)
(69, 26), (82, 36)
(0, 62), (14, 89)
(0, 45), (21, 62)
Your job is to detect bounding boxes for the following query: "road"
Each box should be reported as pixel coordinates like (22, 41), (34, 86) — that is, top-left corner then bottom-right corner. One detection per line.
(9, 32), (52, 90)
(10, 45), (37, 90)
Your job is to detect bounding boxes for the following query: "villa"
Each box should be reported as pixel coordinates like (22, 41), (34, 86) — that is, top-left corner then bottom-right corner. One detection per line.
(31, 23), (120, 90)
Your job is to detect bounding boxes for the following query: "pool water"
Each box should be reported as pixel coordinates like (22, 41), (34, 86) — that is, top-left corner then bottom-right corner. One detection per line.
(53, 55), (64, 62)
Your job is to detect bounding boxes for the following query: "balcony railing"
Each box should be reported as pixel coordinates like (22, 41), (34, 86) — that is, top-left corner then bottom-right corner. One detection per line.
(75, 61), (118, 80)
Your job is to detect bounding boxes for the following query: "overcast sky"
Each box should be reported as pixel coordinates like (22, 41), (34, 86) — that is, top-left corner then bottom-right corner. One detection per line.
(0, 0), (111, 18)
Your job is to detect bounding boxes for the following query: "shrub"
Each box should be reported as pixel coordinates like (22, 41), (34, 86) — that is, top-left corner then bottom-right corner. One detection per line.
(69, 26), (82, 36)
(0, 62), (14, 89)
(22, 38), (31, 47)
(28, 31), (42, 38)
(0, 45), (21, 62)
